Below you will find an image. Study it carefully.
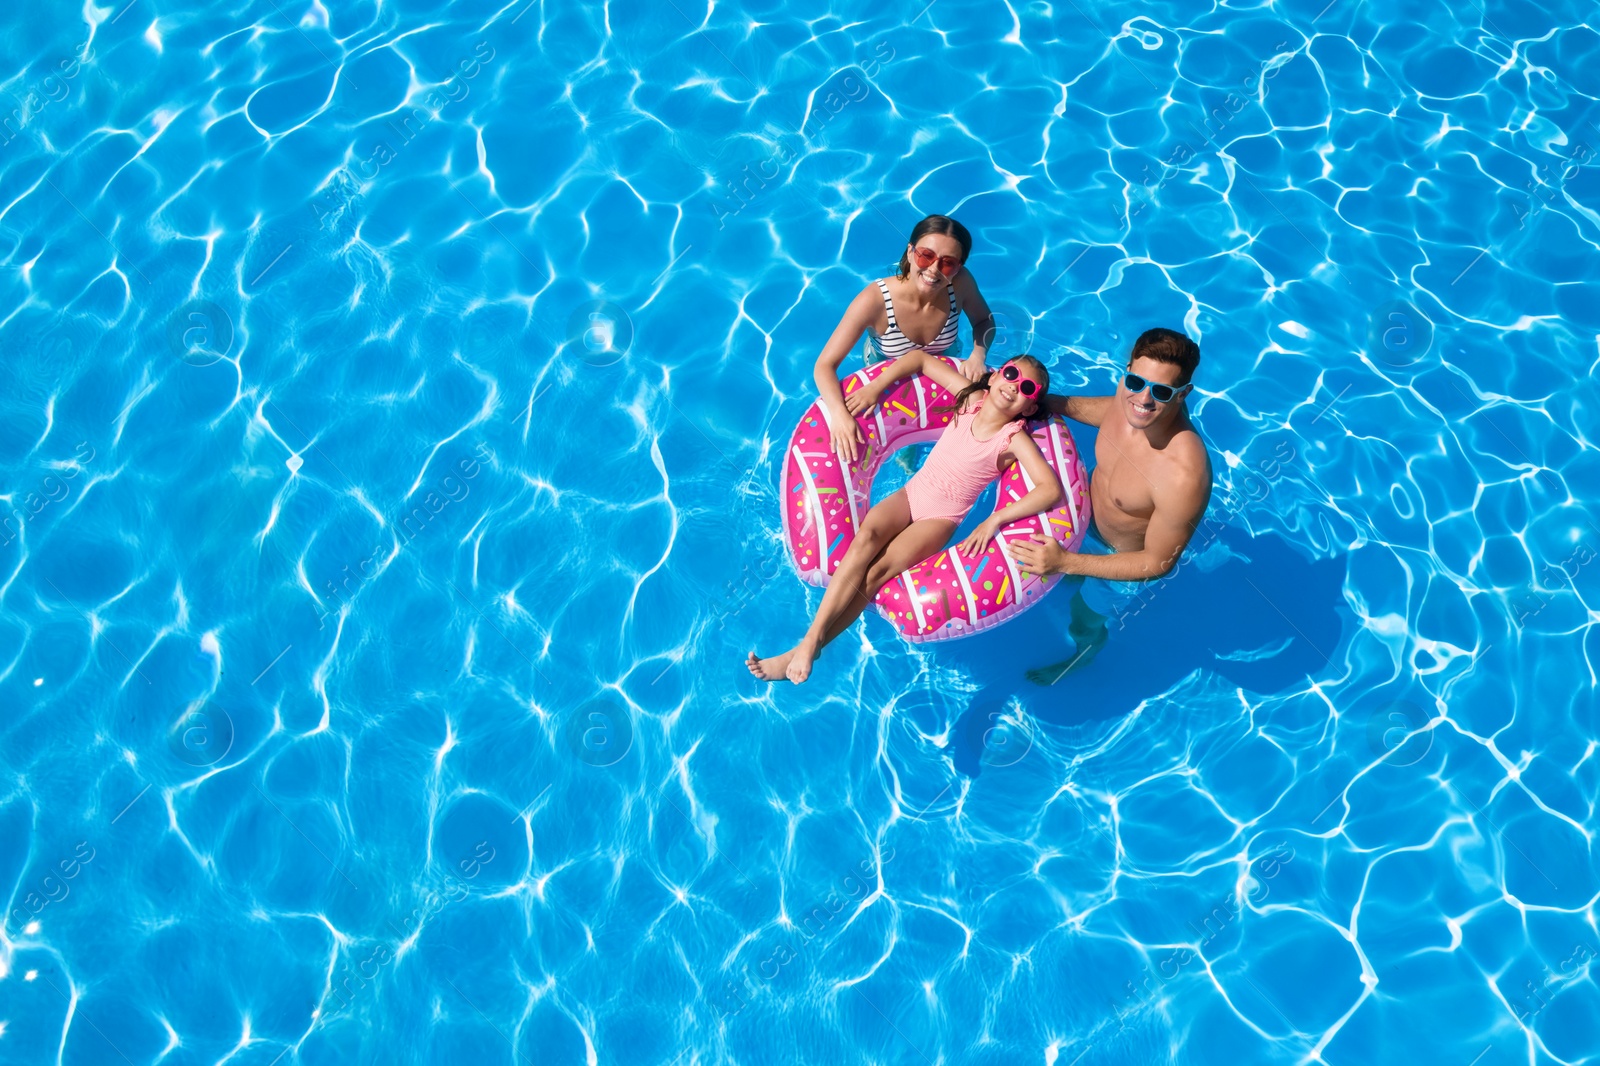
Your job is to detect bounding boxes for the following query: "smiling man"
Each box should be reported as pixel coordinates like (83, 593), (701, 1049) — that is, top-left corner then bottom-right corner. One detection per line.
(1009, 328), (1212, 677)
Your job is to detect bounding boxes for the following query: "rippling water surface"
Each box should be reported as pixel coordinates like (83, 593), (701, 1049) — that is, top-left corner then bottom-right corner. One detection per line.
(1, 1), (1597, 1063)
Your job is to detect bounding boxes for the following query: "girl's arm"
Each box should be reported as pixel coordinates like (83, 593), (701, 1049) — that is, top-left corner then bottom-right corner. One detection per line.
(843, 349), (971, 416)
(952, 270), (994, 382)
(814, 285), (886, 462)
(957, 432), (1061, 555)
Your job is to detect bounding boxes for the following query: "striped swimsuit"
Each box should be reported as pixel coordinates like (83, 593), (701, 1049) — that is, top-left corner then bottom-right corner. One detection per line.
(864, 279), (961, 363)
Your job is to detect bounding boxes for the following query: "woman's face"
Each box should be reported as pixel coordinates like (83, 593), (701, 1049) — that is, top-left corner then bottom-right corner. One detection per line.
(906, 233), (964, 291)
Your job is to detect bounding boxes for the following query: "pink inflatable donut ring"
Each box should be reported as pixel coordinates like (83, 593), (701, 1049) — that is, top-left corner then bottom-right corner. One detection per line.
(780, 355), (1093, 643)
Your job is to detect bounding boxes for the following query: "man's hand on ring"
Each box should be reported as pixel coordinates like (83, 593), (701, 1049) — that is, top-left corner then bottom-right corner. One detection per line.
(1009, 534), (1069, 577)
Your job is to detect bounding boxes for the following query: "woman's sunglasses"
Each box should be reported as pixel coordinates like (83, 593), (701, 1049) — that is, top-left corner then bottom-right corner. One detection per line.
(911, 245), (963, 276)
(1122, 371), (1190, 404)
(1002, 363), (1042, 397)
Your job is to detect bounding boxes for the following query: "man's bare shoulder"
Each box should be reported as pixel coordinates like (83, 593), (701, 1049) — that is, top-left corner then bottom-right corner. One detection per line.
(1155, 423), (1213, 501)
(1166, 421), (1211, 466)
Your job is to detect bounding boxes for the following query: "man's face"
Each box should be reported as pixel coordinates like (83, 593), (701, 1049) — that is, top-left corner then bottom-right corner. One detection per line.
(1119, 356), (1191, 430)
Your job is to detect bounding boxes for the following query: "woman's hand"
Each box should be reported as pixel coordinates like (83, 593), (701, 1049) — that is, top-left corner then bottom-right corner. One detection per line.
(827, 405), (865, 463)
(958, 517), (1003, 557)
(960, 353), (988, 382)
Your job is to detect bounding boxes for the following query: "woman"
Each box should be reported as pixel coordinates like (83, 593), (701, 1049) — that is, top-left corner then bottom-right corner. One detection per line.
(812, 214), (996, 462)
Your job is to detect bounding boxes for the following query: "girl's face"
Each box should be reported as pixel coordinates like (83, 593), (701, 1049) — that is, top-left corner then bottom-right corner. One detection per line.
(905, 233), (964, 292)
(988, 361), (1043, 417)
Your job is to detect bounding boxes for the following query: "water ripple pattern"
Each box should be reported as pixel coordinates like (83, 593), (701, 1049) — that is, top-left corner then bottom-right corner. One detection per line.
(0, 1), (1596, 1063)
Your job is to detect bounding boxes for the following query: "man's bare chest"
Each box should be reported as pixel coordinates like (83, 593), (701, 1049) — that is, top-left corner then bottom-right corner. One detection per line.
(1093, 432), (1157, 519)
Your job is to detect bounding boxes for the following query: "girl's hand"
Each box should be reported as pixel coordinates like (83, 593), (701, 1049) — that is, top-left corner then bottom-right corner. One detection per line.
(960, 353), (988, 382)
(827, 406), (865, 463)
(958, 517), (1002, 557)
(843, 382), (881, 417)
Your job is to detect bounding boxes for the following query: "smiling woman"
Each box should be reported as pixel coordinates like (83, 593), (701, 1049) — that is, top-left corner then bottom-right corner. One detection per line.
(810, 214), (997, 464)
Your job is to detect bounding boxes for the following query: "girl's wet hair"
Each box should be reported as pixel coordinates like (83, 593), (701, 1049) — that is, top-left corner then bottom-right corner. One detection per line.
(896, 214), (973, 279)
(938, 355), (1050, 418)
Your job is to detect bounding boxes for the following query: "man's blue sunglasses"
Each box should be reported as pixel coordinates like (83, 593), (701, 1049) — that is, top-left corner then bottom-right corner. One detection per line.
(1122, 371), (1191, 404)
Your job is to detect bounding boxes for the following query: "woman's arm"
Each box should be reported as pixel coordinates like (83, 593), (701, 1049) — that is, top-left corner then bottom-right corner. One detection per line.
(953, 270), (993, 382)
(957, 433), (1061, 555)
(814, 285), (885, 462)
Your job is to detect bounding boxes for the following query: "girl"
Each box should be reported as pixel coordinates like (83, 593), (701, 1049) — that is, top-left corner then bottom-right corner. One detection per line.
(747, 351), (1061, 683)
(812, 215), (997, 463)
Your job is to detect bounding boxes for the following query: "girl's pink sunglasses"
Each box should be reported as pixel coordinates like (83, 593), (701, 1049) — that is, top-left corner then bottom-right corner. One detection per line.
(1001, 362), (1042, 397)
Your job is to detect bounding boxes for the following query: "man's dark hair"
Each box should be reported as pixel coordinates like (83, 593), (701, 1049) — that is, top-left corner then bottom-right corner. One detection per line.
(1129, 328), (1200, 385)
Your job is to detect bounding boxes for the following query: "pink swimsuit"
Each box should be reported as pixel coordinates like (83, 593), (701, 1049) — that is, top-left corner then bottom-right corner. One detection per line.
(904, 400), (1026, 524)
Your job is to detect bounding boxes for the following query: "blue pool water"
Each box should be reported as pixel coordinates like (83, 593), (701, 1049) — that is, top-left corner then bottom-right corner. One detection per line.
(1, 1), (1597, 1063)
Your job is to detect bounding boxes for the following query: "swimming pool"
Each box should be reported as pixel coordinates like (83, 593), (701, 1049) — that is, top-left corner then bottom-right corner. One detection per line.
(1, 1), (1595, 1062)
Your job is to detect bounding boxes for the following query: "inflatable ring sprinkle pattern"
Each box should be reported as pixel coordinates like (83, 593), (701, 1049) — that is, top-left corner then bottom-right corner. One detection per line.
(781, 356), (1092, 643)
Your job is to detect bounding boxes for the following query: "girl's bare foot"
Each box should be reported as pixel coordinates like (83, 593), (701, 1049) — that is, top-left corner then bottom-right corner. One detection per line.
(746, 650), (793, 681)
(785, 639), (818, 683)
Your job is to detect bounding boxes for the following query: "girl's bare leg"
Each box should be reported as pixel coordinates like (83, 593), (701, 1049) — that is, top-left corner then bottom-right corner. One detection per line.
(809, 517), (956, 652)
(748, 492), (914, 682)
(750, 496), (958, 683)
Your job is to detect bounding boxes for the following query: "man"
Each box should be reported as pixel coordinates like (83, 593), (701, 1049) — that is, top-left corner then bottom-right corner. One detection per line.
(1008, 328), (1212, 679)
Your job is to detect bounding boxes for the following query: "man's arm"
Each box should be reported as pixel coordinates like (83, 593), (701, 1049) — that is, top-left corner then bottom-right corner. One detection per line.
(1040, 393), (1113, 426)
(1009, 468), (1211, 581)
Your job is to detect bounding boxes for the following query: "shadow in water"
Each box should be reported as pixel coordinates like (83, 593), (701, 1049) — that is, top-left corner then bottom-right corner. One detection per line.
(944, 526), (1348, 776)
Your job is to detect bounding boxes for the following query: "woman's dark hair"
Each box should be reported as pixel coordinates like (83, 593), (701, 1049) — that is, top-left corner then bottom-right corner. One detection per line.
(1128, 327), (1200, 385)
(896, 214), (973, 279)
(938, 355), (1050, 419)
